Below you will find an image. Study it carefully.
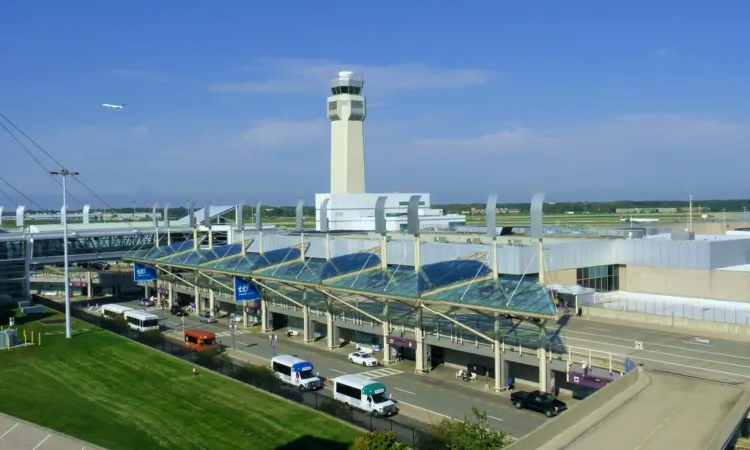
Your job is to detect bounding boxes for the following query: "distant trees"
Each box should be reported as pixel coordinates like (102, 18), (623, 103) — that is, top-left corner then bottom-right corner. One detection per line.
(436, 199), (750, 215)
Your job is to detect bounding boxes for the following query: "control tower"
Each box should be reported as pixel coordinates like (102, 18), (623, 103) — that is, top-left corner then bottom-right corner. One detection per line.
(328, 71), (366, 194)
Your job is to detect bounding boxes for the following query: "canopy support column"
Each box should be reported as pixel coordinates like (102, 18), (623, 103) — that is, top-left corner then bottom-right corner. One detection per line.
(414, 305), (429, 373)
(382, 301), (393, 365)
(303, 291), (314, 344)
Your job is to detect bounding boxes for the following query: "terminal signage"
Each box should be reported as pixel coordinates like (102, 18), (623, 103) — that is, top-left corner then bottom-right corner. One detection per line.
(234, 277), (261, 302)
(569, 371), (615, 390)
(133, 263), (157, 281)
(387, 336), (415, 349)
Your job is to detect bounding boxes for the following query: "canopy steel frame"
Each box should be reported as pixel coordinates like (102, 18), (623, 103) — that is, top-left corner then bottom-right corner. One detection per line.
(155, 264), (198, 289)
(196, 271), (233, 292)
(252, 279), (306, 308)
(421, 303), (495, 344)
(319, 289), (384, 325)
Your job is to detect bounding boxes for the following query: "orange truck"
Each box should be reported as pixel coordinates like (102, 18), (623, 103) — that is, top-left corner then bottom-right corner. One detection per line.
(184, 329), (219, 352)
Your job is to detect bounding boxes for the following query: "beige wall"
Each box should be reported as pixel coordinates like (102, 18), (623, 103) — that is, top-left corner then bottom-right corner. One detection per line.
(623, 266), (750, 303)
(547, 269), (576, 285)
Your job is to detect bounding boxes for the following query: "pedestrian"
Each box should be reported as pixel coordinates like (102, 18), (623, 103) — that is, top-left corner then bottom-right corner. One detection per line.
(507, 376), (515, 391)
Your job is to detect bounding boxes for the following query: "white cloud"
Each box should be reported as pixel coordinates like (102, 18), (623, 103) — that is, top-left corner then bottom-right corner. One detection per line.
(208, 58), (495, 95)
(656, 48), (672, 56)
(242, 119), (328, 149)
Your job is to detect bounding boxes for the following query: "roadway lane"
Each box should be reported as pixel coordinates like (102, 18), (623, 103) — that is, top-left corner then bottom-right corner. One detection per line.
(153, 311), (546, 438)
(558, 318), (750, 383)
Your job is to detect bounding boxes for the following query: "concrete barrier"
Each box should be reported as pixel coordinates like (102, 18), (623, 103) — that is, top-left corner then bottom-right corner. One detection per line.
(706, 390), (750, 450)
(585, 306), (750, 342)
(509, 367), (650, 450)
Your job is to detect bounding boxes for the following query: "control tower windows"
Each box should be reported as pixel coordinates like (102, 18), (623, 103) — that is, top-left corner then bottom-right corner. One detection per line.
(330, 86), (362, 95)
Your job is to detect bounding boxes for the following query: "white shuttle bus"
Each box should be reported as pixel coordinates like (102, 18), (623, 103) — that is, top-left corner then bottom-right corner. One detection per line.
(271, 355), (322, 391)
(123, 309), (160, 332)
(333, 374), (397, 416)
(101, 304), (133, 320)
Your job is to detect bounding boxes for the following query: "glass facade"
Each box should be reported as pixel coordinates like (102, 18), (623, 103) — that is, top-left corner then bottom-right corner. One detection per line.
(0, 238), (26, 303)
(576, 265), (620, 292)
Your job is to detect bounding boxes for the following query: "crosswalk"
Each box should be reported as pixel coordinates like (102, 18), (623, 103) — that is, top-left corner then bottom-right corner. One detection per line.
(355, 368), (402, 380)
(215, 329), (249, 338)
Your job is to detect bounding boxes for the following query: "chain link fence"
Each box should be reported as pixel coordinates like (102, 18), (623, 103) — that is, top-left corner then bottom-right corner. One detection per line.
(34, 296), (446, 449)
(593, 292), (750, 325)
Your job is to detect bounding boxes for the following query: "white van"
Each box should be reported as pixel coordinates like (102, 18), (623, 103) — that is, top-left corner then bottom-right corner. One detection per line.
(123, 309), (160, 332)
(101, 304), (133, 320)
(333, 374), (397, 416)
(271, 355), (322, 391)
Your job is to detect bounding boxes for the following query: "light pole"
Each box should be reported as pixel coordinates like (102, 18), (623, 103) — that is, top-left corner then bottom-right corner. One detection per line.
(50, 168), (79, 339)
(688, 192), (693, 232)
(132, 201), (136, 221)
(723, 209), (726, 233)
(230, 323), (237, 350)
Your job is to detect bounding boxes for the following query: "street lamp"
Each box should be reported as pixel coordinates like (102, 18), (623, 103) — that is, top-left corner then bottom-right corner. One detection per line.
(132, 201), (136, 221)
(50, 168), (79, 339)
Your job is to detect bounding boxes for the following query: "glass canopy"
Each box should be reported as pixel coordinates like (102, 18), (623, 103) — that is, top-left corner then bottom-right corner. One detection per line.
(124, 242), (556, 318)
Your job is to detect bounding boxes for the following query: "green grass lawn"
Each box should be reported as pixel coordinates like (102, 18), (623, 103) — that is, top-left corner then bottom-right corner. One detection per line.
(0, 324), (360, 449)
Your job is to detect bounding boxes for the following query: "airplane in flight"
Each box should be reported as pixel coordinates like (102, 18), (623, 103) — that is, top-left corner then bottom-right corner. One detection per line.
(102, 103), (125, 109)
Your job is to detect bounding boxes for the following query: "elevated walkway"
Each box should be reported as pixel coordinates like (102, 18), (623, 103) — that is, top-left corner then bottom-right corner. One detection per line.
(511, 368), (750, 450)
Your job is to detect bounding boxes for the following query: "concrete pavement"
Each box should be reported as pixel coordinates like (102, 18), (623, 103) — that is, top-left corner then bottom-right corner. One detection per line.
(566, 371), (748, 450)
(0, 413), (102, 450)
(160, 316), (547, 438)
(559, 317), (750, 383)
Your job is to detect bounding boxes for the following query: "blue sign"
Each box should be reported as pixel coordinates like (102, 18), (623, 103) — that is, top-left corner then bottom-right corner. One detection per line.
(234, 277), (261, 302)
(133, 263), (157, 281)
(624, 358), (637, 373)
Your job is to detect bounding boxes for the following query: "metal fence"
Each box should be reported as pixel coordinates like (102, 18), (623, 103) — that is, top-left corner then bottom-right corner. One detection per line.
(34, 296), (446, 449)
(593, 293), (750, 325)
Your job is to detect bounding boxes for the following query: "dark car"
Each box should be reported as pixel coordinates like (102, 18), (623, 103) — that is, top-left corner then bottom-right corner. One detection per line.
(510, 391), (567, 417)
(170, 305), (188, 317)
(92, 261), (110, 270)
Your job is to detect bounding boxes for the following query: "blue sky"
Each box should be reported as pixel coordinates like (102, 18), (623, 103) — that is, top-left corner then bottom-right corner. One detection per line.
(2, 1), (749, 208)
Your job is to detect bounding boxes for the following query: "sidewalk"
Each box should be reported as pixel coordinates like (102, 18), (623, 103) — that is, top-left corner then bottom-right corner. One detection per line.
(0, 412), (103, 450)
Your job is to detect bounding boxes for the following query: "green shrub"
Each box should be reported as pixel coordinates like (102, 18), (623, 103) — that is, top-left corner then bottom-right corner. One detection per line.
(353, 431), (408, 450)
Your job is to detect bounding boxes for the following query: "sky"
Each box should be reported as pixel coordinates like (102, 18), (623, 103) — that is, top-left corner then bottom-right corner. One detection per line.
(1, 1), (750, 209)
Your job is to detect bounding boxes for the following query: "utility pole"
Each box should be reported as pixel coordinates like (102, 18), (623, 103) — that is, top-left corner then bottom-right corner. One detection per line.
(50, 168), (79, 339)
(688, 192), (693, 232)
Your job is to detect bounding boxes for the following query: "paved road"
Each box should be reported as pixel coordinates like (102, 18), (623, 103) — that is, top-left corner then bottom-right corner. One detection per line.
(567, 371), (747, 450)
(154, 310), (547, 438)
(558, 317), (750, 384)
(0, 413), (101, 450)
(122, 300), (750, 438)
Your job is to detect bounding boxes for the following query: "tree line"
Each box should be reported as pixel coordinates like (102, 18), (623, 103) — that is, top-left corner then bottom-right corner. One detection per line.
(435, 199), (750, 215)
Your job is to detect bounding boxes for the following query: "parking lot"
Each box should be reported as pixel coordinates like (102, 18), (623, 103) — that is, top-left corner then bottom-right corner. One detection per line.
(0, 413), (100, 450)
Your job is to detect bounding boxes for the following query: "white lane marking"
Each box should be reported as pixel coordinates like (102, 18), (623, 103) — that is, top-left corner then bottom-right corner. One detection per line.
(487, 415), (504, 422)
(396, 400), (460, 421)
(565, 336), (750, 370)
(635, 355), (750, 379)
(32, 434), (51, 450)
(0, 423), (18, 439)
(681, 341), (713, 347)
(564, 329), (750, 360)
(330, 369), (346, 374)
(393, 387), (415, 395)
(584, 327), (611, 332)
(356, 368), (403, 380)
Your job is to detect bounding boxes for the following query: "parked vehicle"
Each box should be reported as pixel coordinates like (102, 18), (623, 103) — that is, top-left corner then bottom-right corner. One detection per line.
(137, 298), (155, 307)
(271, 355), (322, 391)
(123, 310), (160, 332)
(333, 374), (397, 416)
(184, 329), (218, 352)
(92, 261), (110, 270)
(198, 314), (217, 324)
(510, 391), (567, 417)
(348, 351), (379, 367)
(170, 305), (188, 317)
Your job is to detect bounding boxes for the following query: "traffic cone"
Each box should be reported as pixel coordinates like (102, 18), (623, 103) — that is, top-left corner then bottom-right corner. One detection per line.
(192, 368), (197, 376)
